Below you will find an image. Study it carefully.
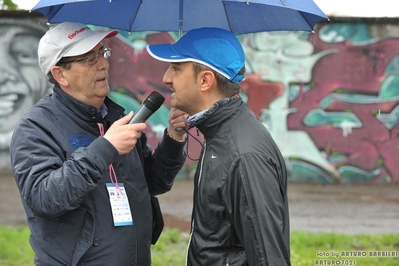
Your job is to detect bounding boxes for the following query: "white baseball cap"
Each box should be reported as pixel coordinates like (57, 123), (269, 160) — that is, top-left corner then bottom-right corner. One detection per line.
(38, 22), (118, 74)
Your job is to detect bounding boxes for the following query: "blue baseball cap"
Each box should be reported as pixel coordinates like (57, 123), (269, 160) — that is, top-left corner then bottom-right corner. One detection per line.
(146, 27), (245, 83)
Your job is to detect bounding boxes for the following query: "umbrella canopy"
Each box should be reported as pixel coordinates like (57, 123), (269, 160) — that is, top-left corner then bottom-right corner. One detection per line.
(32, 0), (328, 35)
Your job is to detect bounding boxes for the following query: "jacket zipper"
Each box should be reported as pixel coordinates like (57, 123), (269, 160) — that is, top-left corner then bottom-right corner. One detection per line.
(185, 142), (207, 266)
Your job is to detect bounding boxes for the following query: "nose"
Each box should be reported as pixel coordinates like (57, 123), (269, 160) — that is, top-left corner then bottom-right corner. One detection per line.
(162, 65), (173, 85)
(97, 54), (109, 70)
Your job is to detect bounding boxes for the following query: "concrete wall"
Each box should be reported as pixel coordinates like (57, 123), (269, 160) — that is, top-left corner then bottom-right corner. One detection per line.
(2, 11), (399, 184)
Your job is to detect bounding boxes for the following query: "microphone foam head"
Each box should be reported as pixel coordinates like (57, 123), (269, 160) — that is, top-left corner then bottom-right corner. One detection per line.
(145, 91), (165, 111)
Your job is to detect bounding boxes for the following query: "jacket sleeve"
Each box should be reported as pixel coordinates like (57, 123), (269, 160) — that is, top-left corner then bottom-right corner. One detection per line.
(10, 115), (119, 219)
(225, 153), (290, 266)
(139, 128), (187, 195)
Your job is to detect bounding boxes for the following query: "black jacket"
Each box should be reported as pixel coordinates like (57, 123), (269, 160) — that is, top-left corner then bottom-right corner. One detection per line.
(10, 86), (186, 266)
(187, 96), (290, 266)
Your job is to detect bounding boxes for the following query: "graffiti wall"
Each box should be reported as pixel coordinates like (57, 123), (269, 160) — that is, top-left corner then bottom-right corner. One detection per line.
(0, 13), (51, 173)
(2, 12), (399, 184)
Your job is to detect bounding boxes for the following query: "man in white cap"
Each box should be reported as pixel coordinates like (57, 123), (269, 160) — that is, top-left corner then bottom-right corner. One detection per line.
(10, 22), (187, 265)
(147, 27), (291, 266)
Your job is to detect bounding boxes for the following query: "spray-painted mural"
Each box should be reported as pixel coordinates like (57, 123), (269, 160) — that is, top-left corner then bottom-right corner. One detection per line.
(285, 23), (399, 184)
(102, 21), (399, 184)
(2, 13), (399, 184)
(0, 16), (50, 173)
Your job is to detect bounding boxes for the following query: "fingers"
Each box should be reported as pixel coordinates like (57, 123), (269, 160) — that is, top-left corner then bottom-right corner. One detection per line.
(114, 111), (134, 125)
(169, 107), (189, 129)
(103, 112), (147, 155)
(167, 107), (188, 141)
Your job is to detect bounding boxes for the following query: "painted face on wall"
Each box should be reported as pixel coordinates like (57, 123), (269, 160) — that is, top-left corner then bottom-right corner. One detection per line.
(0, 18), (50, 170)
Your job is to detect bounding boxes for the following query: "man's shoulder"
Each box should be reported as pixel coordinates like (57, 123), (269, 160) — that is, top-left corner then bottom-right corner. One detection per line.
(18, 94), (57, 125)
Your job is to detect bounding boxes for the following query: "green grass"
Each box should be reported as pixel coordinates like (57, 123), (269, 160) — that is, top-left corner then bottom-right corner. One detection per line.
(1, 226), (398, 265)
(151, 228), (189, 265)
(0, 226), (34, 266)
(291, 231), (399, 266)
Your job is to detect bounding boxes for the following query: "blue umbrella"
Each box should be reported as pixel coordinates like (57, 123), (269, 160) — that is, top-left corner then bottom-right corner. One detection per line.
(32, 0), (328, 35)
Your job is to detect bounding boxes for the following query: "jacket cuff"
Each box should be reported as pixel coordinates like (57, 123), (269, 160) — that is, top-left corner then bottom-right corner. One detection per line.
(158, 128), (186, 159)
(88, 137), (119, 171)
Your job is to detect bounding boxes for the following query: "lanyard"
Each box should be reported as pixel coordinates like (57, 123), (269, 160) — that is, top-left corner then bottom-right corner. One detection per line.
(97, 123), (121, 193)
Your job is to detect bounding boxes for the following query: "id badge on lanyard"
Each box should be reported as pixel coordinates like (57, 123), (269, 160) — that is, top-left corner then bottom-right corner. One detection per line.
(106, 183), (133, 226)
(98, 123), (133, 226)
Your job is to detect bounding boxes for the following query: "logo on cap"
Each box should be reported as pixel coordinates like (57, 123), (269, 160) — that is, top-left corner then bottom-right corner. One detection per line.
(68, 27), (90, 40)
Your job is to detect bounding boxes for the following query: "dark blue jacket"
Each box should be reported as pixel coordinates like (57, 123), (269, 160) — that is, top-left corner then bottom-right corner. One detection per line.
(10, 86), (186, 266)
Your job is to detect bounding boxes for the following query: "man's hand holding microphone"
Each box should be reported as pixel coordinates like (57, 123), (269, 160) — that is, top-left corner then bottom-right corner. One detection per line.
(104, 91), (188, 155)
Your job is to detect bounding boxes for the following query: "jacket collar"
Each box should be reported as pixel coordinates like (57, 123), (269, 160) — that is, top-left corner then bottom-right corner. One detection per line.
(193, 94), (243, 139)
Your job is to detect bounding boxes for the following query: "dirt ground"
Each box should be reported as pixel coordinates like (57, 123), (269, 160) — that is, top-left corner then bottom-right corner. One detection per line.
(159, 179), (399, 235)
(1, 174), (399, 234)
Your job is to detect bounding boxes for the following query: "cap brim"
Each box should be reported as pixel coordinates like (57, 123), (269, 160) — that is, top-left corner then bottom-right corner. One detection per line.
(146, 44), (192, 63)
(65, 30), (118, 57)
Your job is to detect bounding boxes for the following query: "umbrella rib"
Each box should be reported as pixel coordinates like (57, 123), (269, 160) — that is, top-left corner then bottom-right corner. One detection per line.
(179, 0), (183, 37)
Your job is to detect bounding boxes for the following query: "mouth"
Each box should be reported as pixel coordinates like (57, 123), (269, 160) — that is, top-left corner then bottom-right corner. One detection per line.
(97, 70), (108, 82)
(0, 77), (28, 117)
(96, 77), (109, 86)
(0, 93), (23, 116)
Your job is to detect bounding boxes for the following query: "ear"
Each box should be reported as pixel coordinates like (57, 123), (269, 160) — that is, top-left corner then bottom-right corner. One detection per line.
(51, 66), (69, 87)
(199, 70), (216, 92)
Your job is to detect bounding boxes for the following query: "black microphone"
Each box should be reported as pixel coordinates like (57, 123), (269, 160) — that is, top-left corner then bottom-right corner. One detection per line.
(129, 91), (165, 124)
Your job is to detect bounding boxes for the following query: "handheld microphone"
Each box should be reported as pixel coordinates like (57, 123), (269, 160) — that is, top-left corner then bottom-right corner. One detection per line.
(129, 91), (165, 124)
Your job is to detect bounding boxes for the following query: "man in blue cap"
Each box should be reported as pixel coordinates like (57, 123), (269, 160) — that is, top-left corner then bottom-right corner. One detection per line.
(147, 27), (291, 266)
